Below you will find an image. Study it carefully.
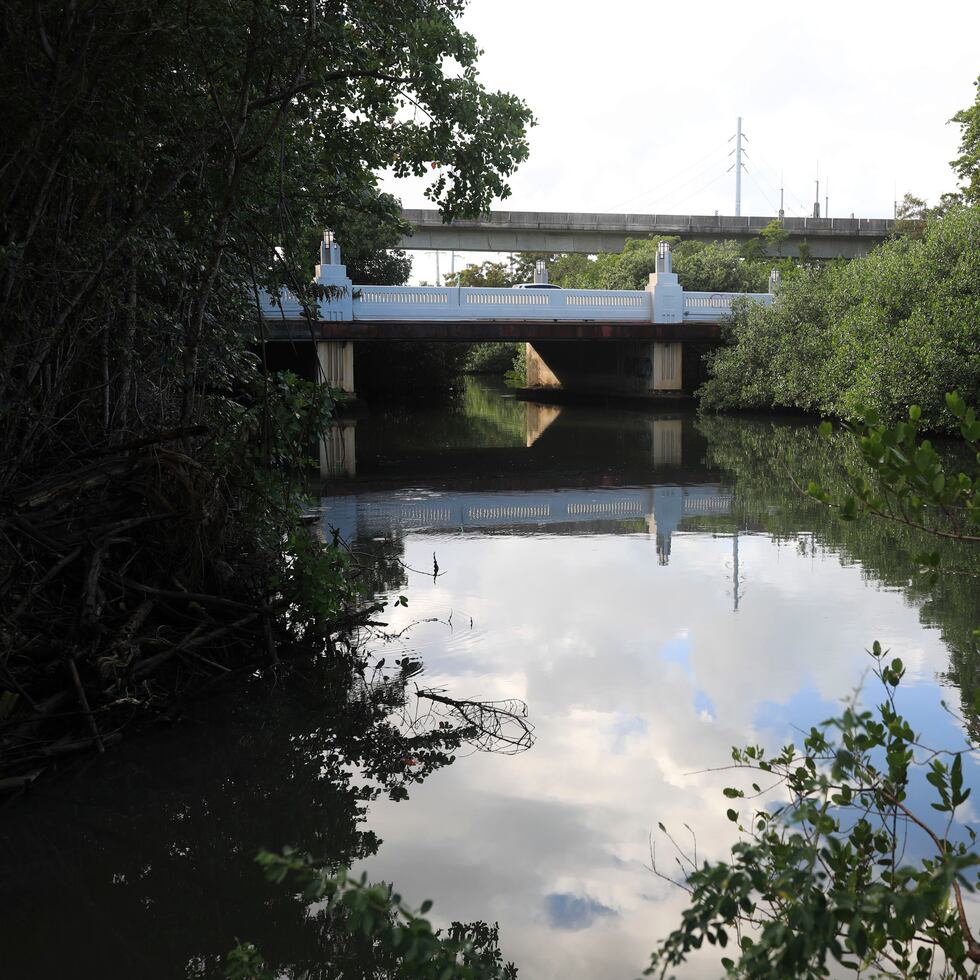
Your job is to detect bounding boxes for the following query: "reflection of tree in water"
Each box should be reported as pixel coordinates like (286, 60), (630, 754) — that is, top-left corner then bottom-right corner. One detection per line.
(0, 634), (531, 979)
(459, 378), (528, 447)
(347, 530), (411, 596)
(356, 378), (527, 456)
(698, 414), (980, 736)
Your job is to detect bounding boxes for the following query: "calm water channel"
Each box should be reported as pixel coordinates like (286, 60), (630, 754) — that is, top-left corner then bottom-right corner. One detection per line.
(2, 379), (978, 979)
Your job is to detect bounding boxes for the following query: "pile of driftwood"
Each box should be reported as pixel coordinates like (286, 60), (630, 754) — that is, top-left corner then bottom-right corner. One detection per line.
(0, 430), (339, 790)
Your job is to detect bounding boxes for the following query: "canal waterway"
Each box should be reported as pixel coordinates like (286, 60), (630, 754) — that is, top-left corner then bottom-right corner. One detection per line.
(2, 378), (978, 979)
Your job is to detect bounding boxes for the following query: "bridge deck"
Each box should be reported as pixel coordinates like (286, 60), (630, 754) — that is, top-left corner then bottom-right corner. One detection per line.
(264, 318), (722, 342)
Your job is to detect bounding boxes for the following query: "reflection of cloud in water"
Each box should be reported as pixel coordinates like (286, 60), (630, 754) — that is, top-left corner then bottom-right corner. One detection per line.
(611, 713), (647, 753)
(354, 531), (962, 979)
(544, 892), (618, 930)
(693, 689), (716, 720)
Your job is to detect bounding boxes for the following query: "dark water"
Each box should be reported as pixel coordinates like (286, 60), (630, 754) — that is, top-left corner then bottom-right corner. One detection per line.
(2, 379), (978, 979)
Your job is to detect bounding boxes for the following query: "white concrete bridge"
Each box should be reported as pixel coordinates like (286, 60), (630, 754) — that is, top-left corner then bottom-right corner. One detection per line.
(260, 234), (776, 400)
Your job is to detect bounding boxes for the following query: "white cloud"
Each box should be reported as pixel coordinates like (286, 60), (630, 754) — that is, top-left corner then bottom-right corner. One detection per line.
(382, 0), (980, 284)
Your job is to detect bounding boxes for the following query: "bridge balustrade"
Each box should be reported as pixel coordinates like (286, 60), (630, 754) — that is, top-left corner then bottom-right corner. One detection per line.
(351, 285), (654, 321)
(682, 291), (772, 322)
(258, 235), (778, 328)
(260, 284), (774, 324)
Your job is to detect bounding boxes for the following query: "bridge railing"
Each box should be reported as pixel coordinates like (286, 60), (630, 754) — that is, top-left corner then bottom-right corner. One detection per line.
(682, 291), (773, 322)
(259, 287), (306, 319)
(260, 283), (774, 324)
(352, 285), (653, 321)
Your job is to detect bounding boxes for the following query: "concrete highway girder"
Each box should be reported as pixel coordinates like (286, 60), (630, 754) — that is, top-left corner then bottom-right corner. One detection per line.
(399, 209), (894, 260)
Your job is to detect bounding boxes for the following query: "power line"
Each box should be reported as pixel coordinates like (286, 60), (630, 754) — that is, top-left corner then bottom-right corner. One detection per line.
(743, 168), (781, 215)
(660, 169), (729, 213)
(603, 138), (731, 212)
(649, 149), (733, 213)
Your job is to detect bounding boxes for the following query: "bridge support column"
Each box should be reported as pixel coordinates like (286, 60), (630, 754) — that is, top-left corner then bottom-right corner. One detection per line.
(316, 341), (355, 394)
(652, 342), (682, 391)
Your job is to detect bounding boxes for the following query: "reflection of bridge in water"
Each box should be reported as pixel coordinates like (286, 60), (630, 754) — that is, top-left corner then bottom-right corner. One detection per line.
(320, 484), (733, 564)
(318, 410), (686, 480)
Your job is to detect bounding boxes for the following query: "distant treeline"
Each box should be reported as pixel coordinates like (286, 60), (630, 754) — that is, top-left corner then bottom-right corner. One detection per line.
(700, 206), (980, 431)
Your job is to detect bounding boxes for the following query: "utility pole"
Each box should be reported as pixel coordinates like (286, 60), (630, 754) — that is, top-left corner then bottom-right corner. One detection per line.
(779, 172), (785, 219)
(825, 176), (829, 219)
(813, 160), (821, 218)
(728, 117), (748, 216)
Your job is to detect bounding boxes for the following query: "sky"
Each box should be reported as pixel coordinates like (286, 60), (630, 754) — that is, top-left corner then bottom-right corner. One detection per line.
(380, 0), (980, 283)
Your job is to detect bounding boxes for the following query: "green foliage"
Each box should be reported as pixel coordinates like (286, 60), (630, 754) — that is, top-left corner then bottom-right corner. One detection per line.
(505, 344), (527, 388)
(464, 342), (522, 375)
(545, 238), (774, 293)
(445, 261), (515, 288)
(697, 413), (980, 740)
(324, 198), (413, 286)
(761, 219), (790, 255)
(951, 75), (980, 204)
(648, 645), (980, 979)
(808, 395), (980, 556)
(444, 253), (559, 289)
(0, 0), (533, 772)
(700, 206), (980, 430)
(226, 849), (518, 980)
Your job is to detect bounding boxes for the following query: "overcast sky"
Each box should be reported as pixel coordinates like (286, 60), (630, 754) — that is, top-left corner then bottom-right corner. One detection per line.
(382, 0), (980, 282)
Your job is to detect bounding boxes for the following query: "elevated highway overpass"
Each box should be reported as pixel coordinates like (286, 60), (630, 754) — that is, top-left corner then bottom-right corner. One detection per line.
(399, 209), (894, 260)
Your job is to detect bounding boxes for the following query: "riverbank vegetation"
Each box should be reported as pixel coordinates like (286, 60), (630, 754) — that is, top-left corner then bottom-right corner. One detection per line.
(700, 205), (980, 430)
(700, 77), (980, 431)
(0, 0), (531, 783)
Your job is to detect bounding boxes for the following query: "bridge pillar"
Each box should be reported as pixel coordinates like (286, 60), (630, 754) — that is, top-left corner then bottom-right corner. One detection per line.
(652, 342), (682, 391)
(316, 341), (355, 394)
